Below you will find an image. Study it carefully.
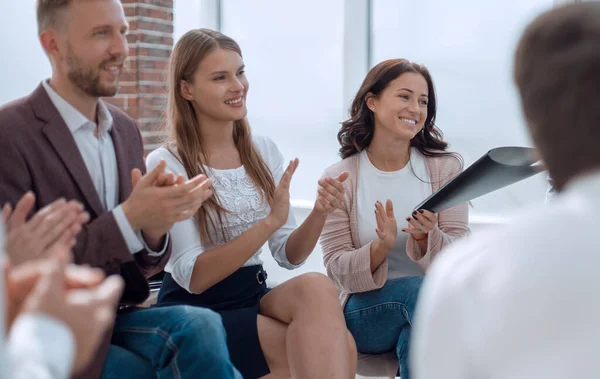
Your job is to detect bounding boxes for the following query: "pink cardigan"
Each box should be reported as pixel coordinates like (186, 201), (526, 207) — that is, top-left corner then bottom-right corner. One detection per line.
(320, 152), (469, 307)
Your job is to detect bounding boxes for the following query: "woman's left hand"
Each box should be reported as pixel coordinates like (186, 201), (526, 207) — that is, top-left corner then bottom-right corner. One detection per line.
(401, 209), (438, 241)
(314, 172), (349, 215)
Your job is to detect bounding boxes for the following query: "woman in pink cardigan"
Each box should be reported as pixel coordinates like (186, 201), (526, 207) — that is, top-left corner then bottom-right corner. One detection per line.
(320, 59), (469, 379)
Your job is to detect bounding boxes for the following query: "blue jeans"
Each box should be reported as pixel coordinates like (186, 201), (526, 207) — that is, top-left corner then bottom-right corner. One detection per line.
(100, 305), (242, 379)
(344, 276), (424, 379)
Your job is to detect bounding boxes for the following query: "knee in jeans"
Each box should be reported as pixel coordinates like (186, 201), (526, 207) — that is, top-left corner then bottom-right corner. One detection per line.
(407, 276), (424, 302)
(291, 272), (339, 303)
(167, 306), (234, 370)
(390, 276), (424, 312)
(175, 305), (226, 342)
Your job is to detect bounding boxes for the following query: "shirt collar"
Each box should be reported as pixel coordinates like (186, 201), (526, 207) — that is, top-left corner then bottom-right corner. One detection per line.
(42, 79), (113, 135)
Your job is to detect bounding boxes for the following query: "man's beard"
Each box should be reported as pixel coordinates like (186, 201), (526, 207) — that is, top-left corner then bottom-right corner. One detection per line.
(65, 47), (122, 98)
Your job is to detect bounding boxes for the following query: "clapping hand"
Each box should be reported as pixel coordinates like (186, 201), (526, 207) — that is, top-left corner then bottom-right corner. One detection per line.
(3, 193), (89, 265)
(374, 200), (397, 250)
(266, 158), (299, 231)
(314, 172), (349, 215)
(401, 209), (437, 241)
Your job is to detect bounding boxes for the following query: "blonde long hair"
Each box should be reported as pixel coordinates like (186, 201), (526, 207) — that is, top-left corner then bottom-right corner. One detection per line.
(165, 29), (275, 244)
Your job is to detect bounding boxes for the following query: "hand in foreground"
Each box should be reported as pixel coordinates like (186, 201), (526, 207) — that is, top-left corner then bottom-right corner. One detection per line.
(18, 260), (124, 374)
(3, 193), (88, 265)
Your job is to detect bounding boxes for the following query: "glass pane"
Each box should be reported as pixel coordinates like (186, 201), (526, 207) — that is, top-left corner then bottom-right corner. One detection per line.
(174, 0), (202, 41)
(221, 0), (345, 204)
(371, 0), (554, 217)
(0, 2), (50, 104)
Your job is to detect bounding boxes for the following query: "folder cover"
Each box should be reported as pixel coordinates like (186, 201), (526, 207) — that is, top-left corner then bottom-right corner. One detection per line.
(415, 147), (545, 212)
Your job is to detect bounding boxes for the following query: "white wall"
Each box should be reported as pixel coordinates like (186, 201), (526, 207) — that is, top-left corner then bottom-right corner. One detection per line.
(0, 0), (51, 105)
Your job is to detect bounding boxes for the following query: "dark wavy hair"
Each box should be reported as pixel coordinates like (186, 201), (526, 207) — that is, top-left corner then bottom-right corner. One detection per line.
(338, 59), (454, 161)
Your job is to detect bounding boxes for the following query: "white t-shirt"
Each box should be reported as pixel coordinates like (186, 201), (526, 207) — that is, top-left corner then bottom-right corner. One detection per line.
(146, 135), (303, 293)
(356, 149), (431, 280)
(412, 171), (600, 379)
(0, 221), (75, 379)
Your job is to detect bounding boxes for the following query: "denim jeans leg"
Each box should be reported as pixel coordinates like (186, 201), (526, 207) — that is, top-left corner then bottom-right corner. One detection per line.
(101, 345), (156, 379)
(344, 276), (424, 379)
(104, 305), (242, 379)
(396, 324), (412, 379)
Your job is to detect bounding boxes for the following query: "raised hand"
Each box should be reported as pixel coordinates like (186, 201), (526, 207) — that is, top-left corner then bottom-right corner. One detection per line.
(3, 256), (106, 331)
(122, 160), (214, 240)
(154, 170), (185, 188)
(375, 199), (398, 250)
(3, 193), (89, 265)
(19, 260), (124, 374)
(401, 208), (437, 241)
(266, 158), (299, 231)
(314, 172), (349, 215)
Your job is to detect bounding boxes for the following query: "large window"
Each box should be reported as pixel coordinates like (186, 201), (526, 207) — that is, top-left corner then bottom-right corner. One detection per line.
(221, 0), (345, 205)
(173, 0), (203, 42)
(169, 0), (575, 282)
(0, 1), (50, 104)
(371, 0), (554, 216)
(173, 0), (564, 219)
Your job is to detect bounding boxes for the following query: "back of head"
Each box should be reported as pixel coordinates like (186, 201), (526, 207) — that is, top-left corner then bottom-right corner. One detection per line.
(514, 3), (600, 191)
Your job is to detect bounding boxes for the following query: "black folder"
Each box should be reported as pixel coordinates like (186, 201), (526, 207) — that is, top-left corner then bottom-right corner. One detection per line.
(415, 147), (545, 213)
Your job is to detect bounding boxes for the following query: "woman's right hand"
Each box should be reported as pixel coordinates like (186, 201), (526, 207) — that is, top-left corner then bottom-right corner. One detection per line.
(266, 158), (299, 231)
(375, 199), (397, 250)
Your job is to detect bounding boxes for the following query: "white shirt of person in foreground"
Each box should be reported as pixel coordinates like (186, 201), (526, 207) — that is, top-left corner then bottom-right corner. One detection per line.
(411, 171), (600, 379)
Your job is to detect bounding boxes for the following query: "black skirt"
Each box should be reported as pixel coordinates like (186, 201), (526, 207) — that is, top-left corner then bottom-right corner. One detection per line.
(157, 265), (271, 379)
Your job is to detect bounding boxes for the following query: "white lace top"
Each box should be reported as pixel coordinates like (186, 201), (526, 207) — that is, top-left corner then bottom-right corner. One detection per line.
(146, 135), (302, 293)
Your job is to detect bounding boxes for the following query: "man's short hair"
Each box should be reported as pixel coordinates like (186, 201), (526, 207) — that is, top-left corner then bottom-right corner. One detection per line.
(36, 0), (72, 35)
(514, 3), (600, 191)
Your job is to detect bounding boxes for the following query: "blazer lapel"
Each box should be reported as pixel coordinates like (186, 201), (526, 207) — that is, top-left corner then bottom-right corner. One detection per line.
(31, 84), (105, 216)
(109, 119), (132, 204)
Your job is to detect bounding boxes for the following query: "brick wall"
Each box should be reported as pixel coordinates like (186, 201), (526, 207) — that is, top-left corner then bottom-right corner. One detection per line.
(104, 0), (174, 154)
